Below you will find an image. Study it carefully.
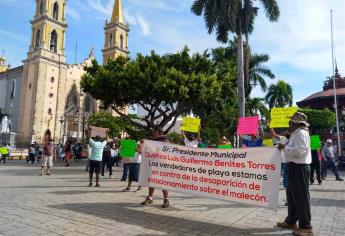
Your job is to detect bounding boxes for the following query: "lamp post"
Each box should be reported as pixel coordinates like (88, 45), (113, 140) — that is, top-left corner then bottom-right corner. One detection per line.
(77, 89), (84, 143)
(59, 116), (64, 144)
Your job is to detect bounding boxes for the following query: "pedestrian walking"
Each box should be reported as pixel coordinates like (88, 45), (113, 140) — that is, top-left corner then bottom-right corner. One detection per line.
(310, 149), (322, 185)
(88, 135), (107, 187)
(111, 143), (119, 167)
(101, 143), (113, 178)
(39, 139), (55, 176)
(27, 144), (36, 165)
(75, 143), (83, 162)
(0, 143), (9, 164)
(321, 139), (343, 181)
(64, 141), (72, 167)
(141, 128), (170, 208)
(34, 142), (40, 163)
(57, 144), (64, 162)
(276, 112), (314, 236)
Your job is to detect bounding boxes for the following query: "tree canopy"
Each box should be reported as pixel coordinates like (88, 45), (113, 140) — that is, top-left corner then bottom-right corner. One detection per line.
(265, 80), (293, 109)
(81, 47), (222, 135)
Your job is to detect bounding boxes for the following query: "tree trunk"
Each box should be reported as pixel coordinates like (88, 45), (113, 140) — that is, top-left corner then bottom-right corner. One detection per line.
(237, 34), (245, 118)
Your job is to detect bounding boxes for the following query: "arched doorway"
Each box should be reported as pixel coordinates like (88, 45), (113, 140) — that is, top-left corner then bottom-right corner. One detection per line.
(81, 94), (97, 142)
(64, 85), (80, 142)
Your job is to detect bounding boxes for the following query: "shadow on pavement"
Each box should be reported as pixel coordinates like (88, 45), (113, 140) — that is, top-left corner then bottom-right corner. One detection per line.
(48, 190), (125, 195)
(48, 202), (287, 236)
(310, 188), (345, 193)
(311, 197), (345, 207)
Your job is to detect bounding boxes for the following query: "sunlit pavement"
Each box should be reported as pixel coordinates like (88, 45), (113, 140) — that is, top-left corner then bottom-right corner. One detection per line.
(0, 160), (344, 236)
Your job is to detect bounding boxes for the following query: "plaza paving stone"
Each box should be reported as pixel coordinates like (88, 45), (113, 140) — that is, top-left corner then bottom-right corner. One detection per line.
(0, 160), (344, 236)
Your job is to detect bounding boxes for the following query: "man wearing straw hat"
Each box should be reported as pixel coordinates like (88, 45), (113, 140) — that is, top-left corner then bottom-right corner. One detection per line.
(276, 112), (314, 236)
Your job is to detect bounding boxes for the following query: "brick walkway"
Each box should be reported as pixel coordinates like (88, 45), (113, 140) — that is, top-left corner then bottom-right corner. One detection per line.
(0, 160), (344, 236)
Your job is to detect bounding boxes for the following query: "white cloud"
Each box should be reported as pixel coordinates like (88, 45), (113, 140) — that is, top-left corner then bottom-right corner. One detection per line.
(137, 16), (151, 36)
(0, 30), (25, 42)
(251, 0), (345, 73)
(87, 0), (113, 17)
(67, 7), (81, 21)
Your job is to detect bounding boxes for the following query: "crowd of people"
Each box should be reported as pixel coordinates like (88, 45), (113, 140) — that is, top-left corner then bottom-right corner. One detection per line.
(3, 111), (344, 236)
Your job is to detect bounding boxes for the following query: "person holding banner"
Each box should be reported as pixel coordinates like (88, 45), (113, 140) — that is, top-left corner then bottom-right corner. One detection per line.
(242, 123), (264, 148)
(217, 136), (232, 149)
(88, 135), (108, 187)
(141, 128), (170, 208)
(270, 128), (289, 205)
(123, 140), (143, 192)
(182, 130), (200, 148)
(277, 112), (314, 236)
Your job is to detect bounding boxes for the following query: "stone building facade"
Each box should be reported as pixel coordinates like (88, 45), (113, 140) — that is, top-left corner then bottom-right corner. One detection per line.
(0, 0), (129, 143)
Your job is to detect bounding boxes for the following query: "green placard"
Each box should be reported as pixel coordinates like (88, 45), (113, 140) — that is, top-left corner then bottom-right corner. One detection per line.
(217, 144), (233, 149)
(310, 135), (321, 150)
(120, 140), (137, 158)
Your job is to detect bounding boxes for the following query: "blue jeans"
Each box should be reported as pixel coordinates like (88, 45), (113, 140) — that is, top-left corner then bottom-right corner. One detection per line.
(121, 163), (130, 181)
(282, 163), (288, 188)
(321, 158), (340, 178)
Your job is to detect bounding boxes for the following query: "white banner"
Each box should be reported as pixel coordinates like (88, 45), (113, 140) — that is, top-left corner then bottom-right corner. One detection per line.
(139, 140), (281, 209)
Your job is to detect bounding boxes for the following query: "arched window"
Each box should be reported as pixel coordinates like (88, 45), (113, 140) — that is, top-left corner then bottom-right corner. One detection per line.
(48, 108), (52, 115)
(50, 30), (57, 52)
(109, 33), (113, 47)
(10, 80), (16, 98)
(50, 77), (54, 83)
(53, 2), (59, 20)
(39, 1), (44, 15)
(35, 29), (41, 49)
(120, 35), (124, 49)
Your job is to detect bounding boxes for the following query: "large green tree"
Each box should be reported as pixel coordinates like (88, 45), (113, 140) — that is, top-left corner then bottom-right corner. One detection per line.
(265, 80), (293, 109)
(81, 47), (221, 135)
(246, 97), (268, 117)
(247, 53), (275, 96)
(191, 0), (280, 118)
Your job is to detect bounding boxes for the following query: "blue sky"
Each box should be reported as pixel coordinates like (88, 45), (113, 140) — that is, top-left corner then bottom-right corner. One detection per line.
(0, 0), (344, 104)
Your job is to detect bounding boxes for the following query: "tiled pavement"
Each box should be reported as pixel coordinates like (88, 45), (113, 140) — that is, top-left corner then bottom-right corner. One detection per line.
(0, 160), (344, 236)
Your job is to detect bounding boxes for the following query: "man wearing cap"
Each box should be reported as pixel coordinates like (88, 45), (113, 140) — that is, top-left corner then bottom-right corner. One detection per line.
(321, 139), (343, 181)
(276, 112), (314, 236)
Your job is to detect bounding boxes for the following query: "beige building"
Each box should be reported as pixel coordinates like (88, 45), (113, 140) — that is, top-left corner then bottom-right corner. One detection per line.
(0, 0), (129, 143)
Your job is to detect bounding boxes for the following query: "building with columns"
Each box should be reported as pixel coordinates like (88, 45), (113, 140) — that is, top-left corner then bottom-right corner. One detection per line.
(0, 0), (129, 144)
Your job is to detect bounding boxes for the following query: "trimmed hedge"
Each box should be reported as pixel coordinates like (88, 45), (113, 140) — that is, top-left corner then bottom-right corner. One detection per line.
(299, 108), (336, 131)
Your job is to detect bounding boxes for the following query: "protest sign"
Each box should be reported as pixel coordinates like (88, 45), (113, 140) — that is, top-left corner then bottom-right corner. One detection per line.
(236, 116), (259, 135)
(120, 140), (137, 158)
(270, 107), (298, 128)
(310, 135), (321, 150)
(180, 117), (201, 133)
(217, 144), (233, 149)
(263, 139), (273, 147)
(140, 141), (281, 209)
(90, 126), (109, 138)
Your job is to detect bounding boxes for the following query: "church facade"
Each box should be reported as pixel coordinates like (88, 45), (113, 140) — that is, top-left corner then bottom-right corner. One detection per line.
(0, 0), (129, 144)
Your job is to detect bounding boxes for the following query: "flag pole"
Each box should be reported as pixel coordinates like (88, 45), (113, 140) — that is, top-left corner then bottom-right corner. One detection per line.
(330, 10), (341, 155)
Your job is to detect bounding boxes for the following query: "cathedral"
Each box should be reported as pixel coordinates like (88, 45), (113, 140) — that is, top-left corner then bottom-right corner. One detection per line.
(0, 0), (129, 144)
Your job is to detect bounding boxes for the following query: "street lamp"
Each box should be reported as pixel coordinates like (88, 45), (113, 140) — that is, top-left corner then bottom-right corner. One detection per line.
(59, 116), (64, 144)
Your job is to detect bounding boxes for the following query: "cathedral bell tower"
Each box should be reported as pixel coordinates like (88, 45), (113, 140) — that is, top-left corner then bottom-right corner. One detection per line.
(18, 0), (68, 141)
(102, 0), (130, 64)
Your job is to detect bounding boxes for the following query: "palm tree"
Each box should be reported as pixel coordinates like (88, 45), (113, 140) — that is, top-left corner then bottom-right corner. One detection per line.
(265, 80), (293, 109)
(246, 97), (268, 117)
(247, 53), (275, 97)
(191, 0), (280, 118)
